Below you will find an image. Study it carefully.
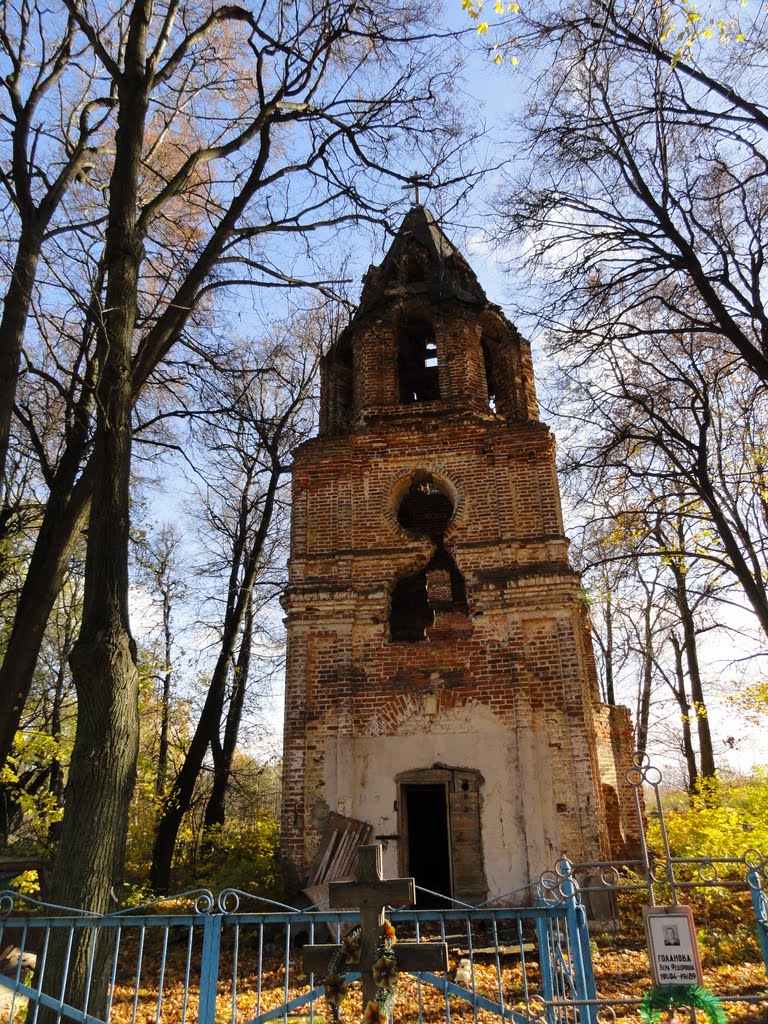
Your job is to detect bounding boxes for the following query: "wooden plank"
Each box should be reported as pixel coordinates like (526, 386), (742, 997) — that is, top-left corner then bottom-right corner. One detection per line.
(337, 825), (374, 882)
(397, 941), (449, 972)
(302, 883), (330, 909)
(303, 943), (347, 975)
(0, 858), (45, 872)
(330, 830), (355, 880)
(313, 830), (340, 885)
(307, 816), (374, 887)
(329, 877), (415, 909)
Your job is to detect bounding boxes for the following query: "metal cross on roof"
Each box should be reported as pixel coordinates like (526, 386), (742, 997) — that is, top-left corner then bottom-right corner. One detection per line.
(402, 172), (431, 206)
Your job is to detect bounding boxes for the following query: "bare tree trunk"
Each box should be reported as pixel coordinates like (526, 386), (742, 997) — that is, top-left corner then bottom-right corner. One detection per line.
(39, 5), (151, 1016)
(46, 661), (68, 849)
(0, 228), (41, 500)
(635, 586), (654, 756)
(205, 601), (253, 829)
(603, 585), (616, 705)
(669, 526), (716, 779)
(0, 285), (101, 772)
(670, 633), (698, 795)
(0, 468), (91, 768)
(151, 458), (281, 892)
(156, 584), (173, 797)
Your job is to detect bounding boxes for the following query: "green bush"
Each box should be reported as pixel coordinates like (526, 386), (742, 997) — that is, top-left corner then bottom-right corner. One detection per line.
(649, 771), (768, 863)
(190, 812), (283, 897)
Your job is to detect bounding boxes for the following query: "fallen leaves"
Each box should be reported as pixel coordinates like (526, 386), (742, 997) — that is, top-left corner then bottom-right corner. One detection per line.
(101, 942), (766, 1024)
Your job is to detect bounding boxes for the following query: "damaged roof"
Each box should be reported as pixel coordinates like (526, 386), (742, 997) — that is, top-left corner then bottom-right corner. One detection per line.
(356, 205), (488, 315)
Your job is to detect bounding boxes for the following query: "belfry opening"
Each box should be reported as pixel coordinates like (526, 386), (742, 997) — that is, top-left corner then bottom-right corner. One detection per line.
(398, 316), (439, 402)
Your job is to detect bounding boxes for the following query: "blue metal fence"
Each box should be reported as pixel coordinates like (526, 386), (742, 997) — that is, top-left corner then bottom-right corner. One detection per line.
(2, 847), (767, 1024)
(749, 866), (768, 977)
(0, 890), (219, 1024)
(0, 881), (595, 1024)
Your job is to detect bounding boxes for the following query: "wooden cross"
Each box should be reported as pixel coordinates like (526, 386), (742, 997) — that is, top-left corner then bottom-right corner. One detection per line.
(303, 844), (448, 1009)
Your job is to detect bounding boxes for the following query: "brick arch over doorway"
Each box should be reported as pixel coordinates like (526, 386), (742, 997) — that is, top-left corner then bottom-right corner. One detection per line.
(361, 693), (500, 737)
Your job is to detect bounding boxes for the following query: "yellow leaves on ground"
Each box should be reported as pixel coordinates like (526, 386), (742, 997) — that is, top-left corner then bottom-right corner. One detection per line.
(101, 940), (766, 1024)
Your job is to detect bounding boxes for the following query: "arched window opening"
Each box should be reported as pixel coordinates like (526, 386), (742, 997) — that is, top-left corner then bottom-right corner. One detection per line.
(397, 477), (453, 541)
(481, 338), (497, 412)
(398, 318), (439, 403)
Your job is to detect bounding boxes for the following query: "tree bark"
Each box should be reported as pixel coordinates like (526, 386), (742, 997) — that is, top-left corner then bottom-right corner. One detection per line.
(0, 257), (101, 772)
(0, 226), (42, 500)
(668, 554), (716, 779)
(636, 585), (654, 757)
(156, 582), (173, 797)
(602, 581), (616, 705)
(670, 633), (698, 796)
(46, 657), (68, 849)
(0, 468), (92, 768)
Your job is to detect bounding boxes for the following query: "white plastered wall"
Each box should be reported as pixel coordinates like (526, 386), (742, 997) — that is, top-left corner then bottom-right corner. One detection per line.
(323, 701), (563, 897)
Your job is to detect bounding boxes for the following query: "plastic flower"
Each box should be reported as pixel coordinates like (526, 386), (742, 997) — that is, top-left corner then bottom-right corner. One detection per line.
(363, 1000), (385, 1024)
(373, 952), (398, 989)
(342, 931), (362, 964)
(382, 919), (396, 944)
(323, 973), (349, 1007)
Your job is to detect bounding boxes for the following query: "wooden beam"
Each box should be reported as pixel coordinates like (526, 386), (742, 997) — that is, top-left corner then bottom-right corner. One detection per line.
(303, 940), (448, 976)
(0, 858), (45, 872)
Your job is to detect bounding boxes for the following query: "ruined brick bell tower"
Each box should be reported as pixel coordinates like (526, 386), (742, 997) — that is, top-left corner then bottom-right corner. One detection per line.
(280, 206), (635, 902)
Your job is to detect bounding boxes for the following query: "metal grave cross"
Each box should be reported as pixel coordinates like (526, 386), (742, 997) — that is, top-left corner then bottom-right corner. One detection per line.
(303, 844), (448, 1009)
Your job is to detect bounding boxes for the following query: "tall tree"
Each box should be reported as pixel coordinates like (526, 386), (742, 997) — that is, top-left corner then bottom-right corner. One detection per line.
(0, 5), (109, 498)
(0, 0), (475, 776)
(1, 1), (473, 1011)
(556, 334), (768, 637)
(150, 327), (317, 892)
(571, 483), (732, 781)
(499, 0), (768, 383)
(132, 524), (186, 798)
(488, 1), (768, 766)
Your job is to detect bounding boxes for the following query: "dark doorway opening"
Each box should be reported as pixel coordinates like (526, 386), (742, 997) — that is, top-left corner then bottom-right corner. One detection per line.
(403, 783), (452, 905)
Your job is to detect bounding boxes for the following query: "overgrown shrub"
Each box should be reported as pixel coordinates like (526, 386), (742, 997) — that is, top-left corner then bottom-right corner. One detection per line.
(179, 812), (283, 898)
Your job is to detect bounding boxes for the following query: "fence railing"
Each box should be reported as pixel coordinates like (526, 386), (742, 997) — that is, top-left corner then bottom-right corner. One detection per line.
(555, 752), (768, 1019)
(0, 882), (595, 1024)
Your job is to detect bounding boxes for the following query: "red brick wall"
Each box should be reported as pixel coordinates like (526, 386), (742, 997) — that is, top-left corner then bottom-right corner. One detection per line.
(281, 417), (614, 884)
